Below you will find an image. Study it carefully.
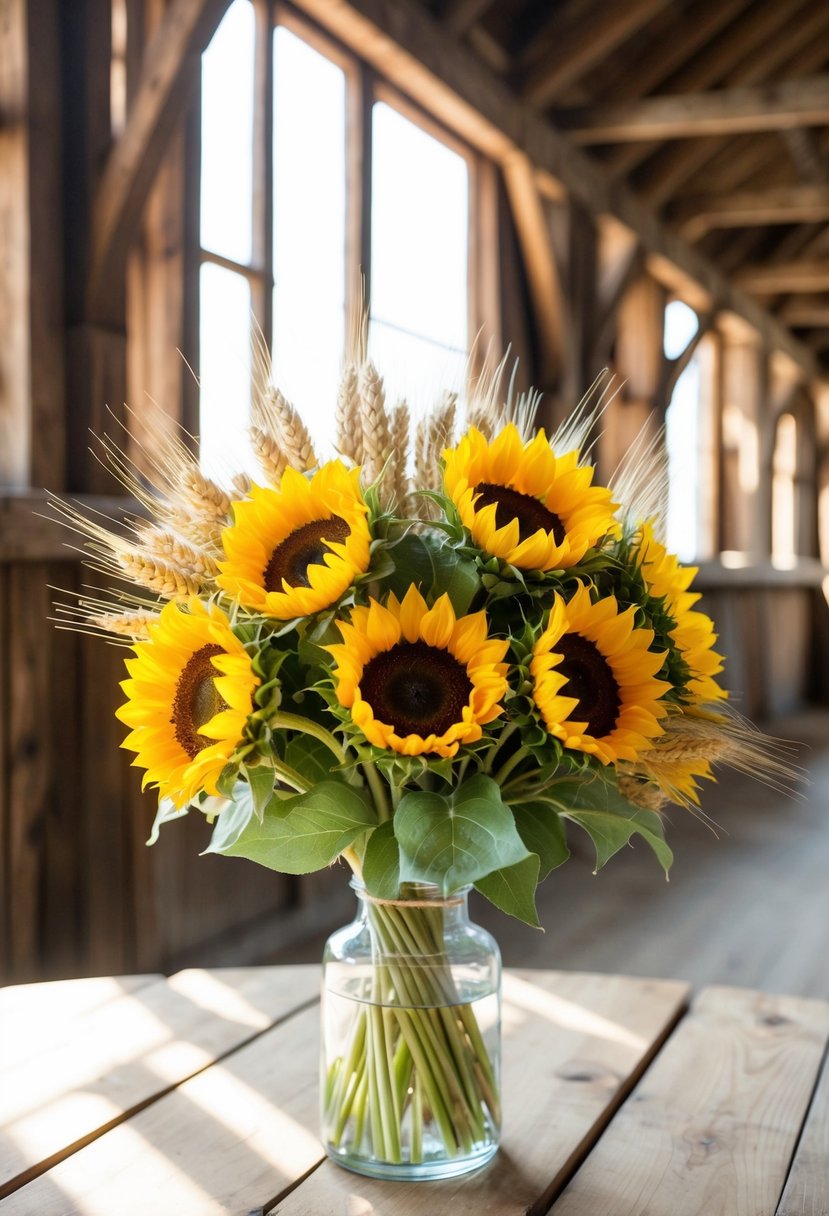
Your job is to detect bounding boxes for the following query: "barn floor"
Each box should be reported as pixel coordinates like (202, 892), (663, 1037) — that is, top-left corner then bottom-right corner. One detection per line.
(271, 709), (829, 1000)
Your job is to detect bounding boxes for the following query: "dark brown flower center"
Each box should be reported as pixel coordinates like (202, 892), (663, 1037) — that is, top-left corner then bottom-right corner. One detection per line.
(555, 633), (620, 738)
(360, 641), (473, 738)
(263, 516), (350, 591)
(172, 644), (229, 759)
(474, 482), (565, 545)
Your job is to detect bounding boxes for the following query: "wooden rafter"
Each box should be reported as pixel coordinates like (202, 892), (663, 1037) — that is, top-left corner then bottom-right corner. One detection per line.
(634, 6), (829, 206)
(441, 0), (495, 37)
(292, 0), (819, 380)
(559, 76), (829, 144)
(737, 260), (829, 295)
(779, 299), (829, 329)
(519, 0), (670, 110)
(782, 128), (829, 184)
(87, 0), (231, 322)
(672, 185), (829, 242)
(603, 0), (820, 183)
(501, 154), (564, 380)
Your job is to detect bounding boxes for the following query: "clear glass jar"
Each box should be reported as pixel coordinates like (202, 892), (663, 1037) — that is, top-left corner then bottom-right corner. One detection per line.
(321, 880), (501, 1181)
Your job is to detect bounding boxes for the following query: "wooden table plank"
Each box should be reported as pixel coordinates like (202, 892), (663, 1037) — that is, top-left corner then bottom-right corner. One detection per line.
(1, 997), (324, 1215)
(776, 1043), (829, 1215)
(548, 985), (829, 1216)
(0, 965), (319, 1200)
(0, 975), (160, 1070)
(268, 970), (690, 1216)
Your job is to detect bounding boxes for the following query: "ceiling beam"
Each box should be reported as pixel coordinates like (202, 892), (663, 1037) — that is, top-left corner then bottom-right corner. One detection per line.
(291, 0), (819, 380)
(519, 0), (670, 110)
(736, 260), (829, 294)
(779, 300), (829, 329)
(672, 185), (829, 242)
(441, 0), (494, 38)
(87, 0), (230, 322)
(558, 76), (829, 144)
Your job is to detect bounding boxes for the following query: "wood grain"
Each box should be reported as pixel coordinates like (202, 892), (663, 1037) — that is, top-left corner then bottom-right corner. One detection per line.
(268, 970), (689, 1216)
(776, 1045), (829, 1215)
(1, 974), (325, 1215)
(0, 965), (320, 1199)
(548, 985), (829, 1216)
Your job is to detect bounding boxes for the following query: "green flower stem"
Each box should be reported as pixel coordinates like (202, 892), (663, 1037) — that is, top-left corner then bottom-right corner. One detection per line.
(362, 760), (392, 822)
(493, 744), (530, 787)
(323, 898), (499, 1166)
(483, 722), (519, 773)
(270, 758), (311, 793)
(268, 710), (348, 765)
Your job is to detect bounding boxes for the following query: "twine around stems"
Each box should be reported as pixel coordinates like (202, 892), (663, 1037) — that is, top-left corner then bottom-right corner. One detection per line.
(359, 891), (467, 909)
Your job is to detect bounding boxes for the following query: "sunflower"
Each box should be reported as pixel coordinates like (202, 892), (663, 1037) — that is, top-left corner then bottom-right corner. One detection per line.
(443, 423), (617, 571)
(636, 522), (725, 704)
(531, 583), (671, 765)
(116, 599), (259, 807)
(217, 461), (371, 619)
(328, 585), (509, 758)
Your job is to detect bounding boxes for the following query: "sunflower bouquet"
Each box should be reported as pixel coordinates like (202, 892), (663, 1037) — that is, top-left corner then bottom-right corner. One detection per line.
(53, 349), (780, 1179)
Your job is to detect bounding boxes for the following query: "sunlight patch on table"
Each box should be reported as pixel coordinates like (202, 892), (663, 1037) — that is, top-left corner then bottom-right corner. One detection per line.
(502, 975), (648, 1051)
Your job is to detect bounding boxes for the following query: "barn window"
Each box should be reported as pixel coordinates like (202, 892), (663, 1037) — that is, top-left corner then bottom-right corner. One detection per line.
(196, 0), (478, 477)
(664, 300), (703, 561)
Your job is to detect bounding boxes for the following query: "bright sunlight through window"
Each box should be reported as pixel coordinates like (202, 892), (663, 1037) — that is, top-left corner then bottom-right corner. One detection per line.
(664, 300), (701, 562)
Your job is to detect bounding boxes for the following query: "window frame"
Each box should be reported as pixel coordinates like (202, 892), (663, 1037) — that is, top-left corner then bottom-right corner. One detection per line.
(187, 0), (498, 441)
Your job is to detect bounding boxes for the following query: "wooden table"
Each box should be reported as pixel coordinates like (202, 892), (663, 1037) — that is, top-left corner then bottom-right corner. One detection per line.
(1, 966), (827, 1214)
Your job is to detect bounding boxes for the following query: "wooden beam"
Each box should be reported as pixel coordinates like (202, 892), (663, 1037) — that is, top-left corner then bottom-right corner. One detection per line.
(88, 0), (230, 323)
(520, 0), (670, 110)
(657, 310), (716, 409)
(672, 185), (829, 242)
(736, 260), (829, 295)
(442, 0), (495, 38)
(290, 0), (819, 381)
(559, 76), (829, 144)
(781, 127), (829, 184)
(779, 300), (829, 329)
(603, 0), (824, 181)
(501, 154), (564, 380)
(0, 493), (146, 562)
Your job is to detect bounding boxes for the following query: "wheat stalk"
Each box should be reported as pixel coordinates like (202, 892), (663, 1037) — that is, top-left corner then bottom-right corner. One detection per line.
(231, 472), (252, 500)
(180, 470), (231, 520)
(388, 400), (411, 507)
(335, 363), (363, 465)
(117, 551), (203, 599)
(358, 362), (393, 486)
(617, 775), (668, 812)
(250, 425), (288, 484)
(255, 387), (317, 472)
(137, 526), (219, 579)
(86, 611), (160, 640)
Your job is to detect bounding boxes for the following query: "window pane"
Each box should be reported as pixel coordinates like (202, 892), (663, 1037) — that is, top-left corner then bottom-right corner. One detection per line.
(201, 0), (254, 264)
(368, 320), (466, 418)
(272, 27), (345, 459)
(664, 302), (703, 560)
(371, 102), (468, 354)
(199, 263), (253, 479)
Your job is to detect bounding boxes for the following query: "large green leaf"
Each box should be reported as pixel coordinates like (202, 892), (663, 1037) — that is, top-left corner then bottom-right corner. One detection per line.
(395, 774), (531, 895)
(362, 820), (400, 900)
(544, 778), (672, 874)
(205, 781), (375, 874)
(386, 532), (479, 615)
(202, 787), (255, 854)
(512, 801), (570, 879)
(242, 764), (277, 822)
(475, 853), (541, 928)
(284, 736), (337, 785)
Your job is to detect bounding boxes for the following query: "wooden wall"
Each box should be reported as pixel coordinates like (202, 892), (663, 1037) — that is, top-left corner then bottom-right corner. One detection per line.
(1, 0), (828, 984)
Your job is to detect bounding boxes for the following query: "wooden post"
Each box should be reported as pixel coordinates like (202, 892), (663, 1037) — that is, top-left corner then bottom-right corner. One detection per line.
(602, 272), (666, 476)
(719, 320), (770, 558)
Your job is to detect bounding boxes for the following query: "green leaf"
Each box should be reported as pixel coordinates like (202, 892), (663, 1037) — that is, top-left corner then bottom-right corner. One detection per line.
(475, 853), (541, 928)
(395, 774), (531, 895)
(203, 787), (256, 854)
(243, 764), (277, 822)
(146, 797), (189, 846)
(546, 778), (672, 874)
(386, 532), (479, 614)
(205, 781), (375, 874)
(363, 820), (400, 899)
(512, 801), (570, 879)
(284, 735), (337, 785)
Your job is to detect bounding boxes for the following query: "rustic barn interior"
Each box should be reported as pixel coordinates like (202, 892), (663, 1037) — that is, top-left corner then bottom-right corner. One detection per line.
(2, 0), (829, 994)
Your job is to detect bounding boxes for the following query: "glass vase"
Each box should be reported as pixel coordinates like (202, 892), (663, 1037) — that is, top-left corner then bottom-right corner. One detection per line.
(320, 879), (501, 1181)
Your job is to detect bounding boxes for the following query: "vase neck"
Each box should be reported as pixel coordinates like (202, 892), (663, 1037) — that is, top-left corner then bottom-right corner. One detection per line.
(351, 879), (471, 928)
